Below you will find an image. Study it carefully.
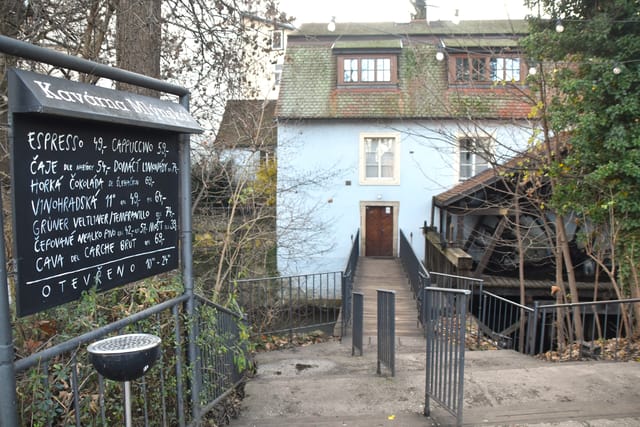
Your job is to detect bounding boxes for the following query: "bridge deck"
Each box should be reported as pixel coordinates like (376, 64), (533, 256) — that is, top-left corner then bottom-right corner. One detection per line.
(352, 257), (424, 339)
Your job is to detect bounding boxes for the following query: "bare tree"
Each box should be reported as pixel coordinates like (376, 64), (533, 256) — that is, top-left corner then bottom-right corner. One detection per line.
(116, 0), (161, 96)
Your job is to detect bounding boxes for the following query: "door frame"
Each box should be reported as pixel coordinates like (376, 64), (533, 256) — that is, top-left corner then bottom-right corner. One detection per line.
(360, 201), (399, 257)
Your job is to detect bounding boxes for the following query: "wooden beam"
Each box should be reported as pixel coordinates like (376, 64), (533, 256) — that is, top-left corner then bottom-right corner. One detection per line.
(425, 230), (473, 271)
(473, 216), (508, 278)
(444, 207), (511, 216)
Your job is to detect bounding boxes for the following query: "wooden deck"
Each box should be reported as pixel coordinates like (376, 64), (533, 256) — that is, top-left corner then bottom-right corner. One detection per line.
(351, 257), (423, 338)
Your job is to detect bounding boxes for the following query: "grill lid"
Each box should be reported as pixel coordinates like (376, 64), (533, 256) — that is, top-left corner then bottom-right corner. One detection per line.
(87, 333), (161, 355)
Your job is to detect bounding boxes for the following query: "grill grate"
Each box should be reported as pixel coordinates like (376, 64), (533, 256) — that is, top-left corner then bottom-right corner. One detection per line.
(88, 333), (161, 354)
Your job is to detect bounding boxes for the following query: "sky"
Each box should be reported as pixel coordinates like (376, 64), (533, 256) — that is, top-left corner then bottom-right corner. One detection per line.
(278, 0), (535, 25)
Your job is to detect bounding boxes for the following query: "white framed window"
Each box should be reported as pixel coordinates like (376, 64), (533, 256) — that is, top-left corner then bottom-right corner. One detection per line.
(359, 133), (400, 185)
(458, 136), (492, 180)
(274, 64), (283, 86)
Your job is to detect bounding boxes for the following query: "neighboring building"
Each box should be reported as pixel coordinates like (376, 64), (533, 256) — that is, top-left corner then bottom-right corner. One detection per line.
(276, 19), (534, 275)
(208, 12), (290, 202)
(240, 13), (295, 100)
(215, 99), (277, 182)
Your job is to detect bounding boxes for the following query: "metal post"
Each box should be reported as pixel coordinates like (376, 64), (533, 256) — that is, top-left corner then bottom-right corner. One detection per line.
(0, 125), (18, 426)
(424, 288), (433, 417)
(287, 277), (293, 342)
(528, 301), (539, 355)
(124, 381), (133, 427)
(456, 291), (469, 427)
(352, 292), (363, 356)
(178, 93), (198, 422)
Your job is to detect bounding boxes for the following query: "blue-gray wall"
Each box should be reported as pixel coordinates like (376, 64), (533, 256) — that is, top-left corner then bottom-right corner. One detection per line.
(276, 118), (531, 275)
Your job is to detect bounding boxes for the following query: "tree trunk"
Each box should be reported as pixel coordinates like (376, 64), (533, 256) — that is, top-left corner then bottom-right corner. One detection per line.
(514, 187), (527, 353)
(554, 229), (566, 351)
(116, 0), (161, 97)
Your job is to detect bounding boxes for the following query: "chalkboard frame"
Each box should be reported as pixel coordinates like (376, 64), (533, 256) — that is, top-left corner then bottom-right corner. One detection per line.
(8, 69), (200, 317)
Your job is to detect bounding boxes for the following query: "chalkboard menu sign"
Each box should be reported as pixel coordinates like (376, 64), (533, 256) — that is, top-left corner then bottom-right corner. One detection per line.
(7, 68), (201, 317)
(11, 114), (180, 316)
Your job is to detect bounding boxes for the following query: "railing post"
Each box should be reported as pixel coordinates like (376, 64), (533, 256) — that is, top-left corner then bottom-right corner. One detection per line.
(288, 277), (294, 343)
(481, 293), (488, 345)
(423, 287), (433, 417)
(528, 301), (539, 355)
(341, 272), (347, 337)
(352, 292), (364, 356)
(376, 290), (395, 377)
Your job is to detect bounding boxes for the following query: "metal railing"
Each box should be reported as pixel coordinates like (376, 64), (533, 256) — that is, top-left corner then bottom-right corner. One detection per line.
(13, 294), (247, 427)
(352, 292), (364, 356)
(480, 291), (534, 352)
(423, 287), (470, 427)
(479, 291), (640, 359)
(193, 295), (248, 419)
(376, 289), (396, 377)
(399, 230), (431, 309)
(528, 297), (640, 359)
(429, 272), (483, 346)
(342, 230), (360, 337)
(236, 271), (343, 340)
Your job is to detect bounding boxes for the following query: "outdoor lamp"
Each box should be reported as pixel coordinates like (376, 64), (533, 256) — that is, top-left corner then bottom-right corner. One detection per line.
(452, 9), (460, 25)
(328, 16), (336, 32)
(555, 19), (564, 33)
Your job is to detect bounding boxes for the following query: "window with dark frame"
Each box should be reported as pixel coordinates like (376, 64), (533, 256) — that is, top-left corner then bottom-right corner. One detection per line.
(271, 30), (284, 50)
(451, 54), (523, 83)
(338, 55), (397, 85)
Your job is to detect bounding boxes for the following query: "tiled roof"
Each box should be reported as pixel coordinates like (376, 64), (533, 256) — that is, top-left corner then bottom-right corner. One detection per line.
(277, 20), (532, 120)
(290, 20), (529, 37)
(433, 138), (568, 207)
(215, 99), (277, 149)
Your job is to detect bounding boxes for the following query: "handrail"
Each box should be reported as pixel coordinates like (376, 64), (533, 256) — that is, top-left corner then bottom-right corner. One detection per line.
(482, 290), (533, 312)
(536, 297), (640, 310)
(15, 294), (189, 372)
(399, 229), (431, 302)
(194, 293), (246, 320)
(0, 35), (189, 95)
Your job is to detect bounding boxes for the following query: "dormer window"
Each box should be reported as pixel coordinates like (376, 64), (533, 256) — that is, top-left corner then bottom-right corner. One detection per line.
(339, 55), (396, 84)
(332, 39), (401, 87)
(449, 54), (525, 84)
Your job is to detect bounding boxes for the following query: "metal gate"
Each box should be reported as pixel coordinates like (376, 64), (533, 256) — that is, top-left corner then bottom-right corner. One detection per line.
(423, 287), (470, 427)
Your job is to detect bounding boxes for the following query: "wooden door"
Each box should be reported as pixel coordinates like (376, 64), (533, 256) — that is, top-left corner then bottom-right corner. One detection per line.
(365, 205), (394, 257)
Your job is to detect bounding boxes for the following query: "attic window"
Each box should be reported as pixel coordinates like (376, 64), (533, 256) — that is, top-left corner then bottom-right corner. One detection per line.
(449, 54), (525, 84)
(337, 55), (398, 85)
(333, 40), (400, 87)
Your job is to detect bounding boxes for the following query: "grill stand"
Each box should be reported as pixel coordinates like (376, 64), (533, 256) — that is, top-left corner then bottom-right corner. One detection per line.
(87, 333), (162, 427)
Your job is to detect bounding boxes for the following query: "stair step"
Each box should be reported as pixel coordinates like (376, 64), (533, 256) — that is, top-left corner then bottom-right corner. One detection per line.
(351, 257), (420, 338)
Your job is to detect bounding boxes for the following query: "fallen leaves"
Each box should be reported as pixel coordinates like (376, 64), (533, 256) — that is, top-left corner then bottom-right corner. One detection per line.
(536, 338), (640, 362)
(254, 330), (334, 352)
